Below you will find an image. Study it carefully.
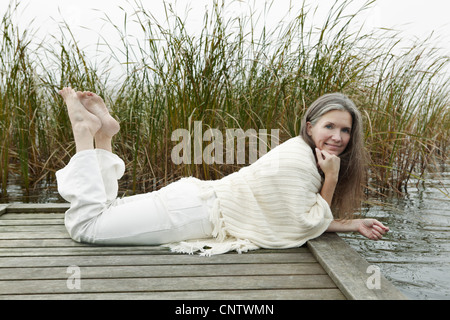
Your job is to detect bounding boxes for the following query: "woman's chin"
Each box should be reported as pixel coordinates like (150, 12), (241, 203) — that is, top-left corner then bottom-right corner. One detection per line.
(323, 147), (341, 156)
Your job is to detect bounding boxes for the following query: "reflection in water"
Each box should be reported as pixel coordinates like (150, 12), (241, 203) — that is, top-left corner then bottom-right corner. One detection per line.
(1, 164), (449, 299)
(342, 164), (450, 299)
(1, 173), (64, 204)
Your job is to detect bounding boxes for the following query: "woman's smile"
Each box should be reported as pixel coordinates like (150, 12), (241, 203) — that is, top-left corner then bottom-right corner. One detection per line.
(306, 110), (352, 156)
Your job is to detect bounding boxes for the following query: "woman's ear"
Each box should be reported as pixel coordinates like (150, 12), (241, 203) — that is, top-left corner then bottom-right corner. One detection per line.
(306, 121), (313, 137)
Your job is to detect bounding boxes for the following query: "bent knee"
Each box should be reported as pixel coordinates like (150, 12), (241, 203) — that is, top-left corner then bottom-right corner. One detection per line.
(65, 217), (98, 244)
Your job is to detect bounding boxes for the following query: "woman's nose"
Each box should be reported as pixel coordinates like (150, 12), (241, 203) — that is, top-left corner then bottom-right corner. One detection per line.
(331, 131), (342, 142)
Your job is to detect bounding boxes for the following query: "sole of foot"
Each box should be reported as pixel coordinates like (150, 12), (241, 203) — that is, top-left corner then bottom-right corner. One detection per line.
(59, 87), (101, 137)
(77, 91), (120, 137)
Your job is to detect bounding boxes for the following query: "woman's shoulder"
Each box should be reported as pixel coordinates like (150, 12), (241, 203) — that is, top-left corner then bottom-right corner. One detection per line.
(256, 135), (316, 169)
(274, 136), (312, 154)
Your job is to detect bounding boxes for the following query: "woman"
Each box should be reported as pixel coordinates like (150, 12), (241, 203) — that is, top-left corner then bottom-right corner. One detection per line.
(56, 87), (388, 256)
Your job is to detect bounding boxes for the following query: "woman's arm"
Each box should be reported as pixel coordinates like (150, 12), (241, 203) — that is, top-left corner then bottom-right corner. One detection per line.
(315, 148), (389, 240)
(315, 148), (339, 207)
(326, 219), (389, 240)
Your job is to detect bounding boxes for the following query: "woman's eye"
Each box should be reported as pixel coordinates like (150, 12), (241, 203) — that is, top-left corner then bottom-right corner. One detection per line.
(325, 124), (333, 129)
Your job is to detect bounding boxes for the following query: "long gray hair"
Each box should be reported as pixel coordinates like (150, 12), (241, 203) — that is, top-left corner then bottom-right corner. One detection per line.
(300, 93), (368, 219)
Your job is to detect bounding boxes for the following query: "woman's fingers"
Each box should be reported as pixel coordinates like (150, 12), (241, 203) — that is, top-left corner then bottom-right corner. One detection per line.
(315, 148), (333, 160)
(315, 148), (340, 178)
(315, 148), (324, 161)
(375, 220), (389, 231)
(359, 219), (389, 240)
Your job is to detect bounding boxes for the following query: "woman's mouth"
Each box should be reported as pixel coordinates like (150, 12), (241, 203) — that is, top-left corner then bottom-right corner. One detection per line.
(325, 143), (341, 149)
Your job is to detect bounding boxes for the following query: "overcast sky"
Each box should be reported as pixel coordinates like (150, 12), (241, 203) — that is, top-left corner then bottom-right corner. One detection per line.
(2, 0), (449, 75)
(4, 0), (449, 40)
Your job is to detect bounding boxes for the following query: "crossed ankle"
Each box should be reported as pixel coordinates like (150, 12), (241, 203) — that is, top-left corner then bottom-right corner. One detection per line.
(71, 118), (100, 136)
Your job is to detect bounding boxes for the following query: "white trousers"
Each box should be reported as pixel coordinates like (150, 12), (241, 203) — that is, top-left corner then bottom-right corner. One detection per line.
(56, 149), (214, 245)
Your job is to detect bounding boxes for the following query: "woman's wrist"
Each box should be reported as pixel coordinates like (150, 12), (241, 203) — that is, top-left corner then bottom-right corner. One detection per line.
(320, 176), (338, 207)
(324, 173), (339, 184)
(326, 219), (360, 233)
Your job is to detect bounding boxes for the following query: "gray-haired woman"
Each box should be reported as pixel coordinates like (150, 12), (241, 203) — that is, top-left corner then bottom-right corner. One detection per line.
(56, 88), (388, 256)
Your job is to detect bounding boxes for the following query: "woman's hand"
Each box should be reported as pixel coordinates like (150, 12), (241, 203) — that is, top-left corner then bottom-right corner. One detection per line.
(315, 148), (340, 180)
(316, 148), (340, 207)
(356, 219), (389, 240)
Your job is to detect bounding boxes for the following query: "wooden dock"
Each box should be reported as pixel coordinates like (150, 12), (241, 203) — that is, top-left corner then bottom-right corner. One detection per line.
(0, 203), (406, 300)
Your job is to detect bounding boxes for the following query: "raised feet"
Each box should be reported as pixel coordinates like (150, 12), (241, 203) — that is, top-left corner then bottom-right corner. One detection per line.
(77, 91), (120, 138)
(59, 87), (101, 152)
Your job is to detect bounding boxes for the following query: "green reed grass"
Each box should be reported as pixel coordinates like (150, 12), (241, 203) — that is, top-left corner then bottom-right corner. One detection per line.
(1, 0), (449, 201)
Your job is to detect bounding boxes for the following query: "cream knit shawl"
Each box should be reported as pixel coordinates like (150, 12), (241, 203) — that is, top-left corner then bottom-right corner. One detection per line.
(167, 136), (333, 256)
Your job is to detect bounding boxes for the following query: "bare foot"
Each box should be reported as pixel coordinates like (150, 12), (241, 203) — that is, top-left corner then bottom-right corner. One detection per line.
(59, 87), (101, 137)
(77, 91), (120, 137)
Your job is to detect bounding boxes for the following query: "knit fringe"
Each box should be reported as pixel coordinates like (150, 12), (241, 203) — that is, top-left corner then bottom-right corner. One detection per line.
(165, 238), (259, 257)
(196, 179), (229, 242)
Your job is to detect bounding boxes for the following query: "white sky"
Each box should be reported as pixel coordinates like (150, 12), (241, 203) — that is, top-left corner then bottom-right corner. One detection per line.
(2, 0), (449, 74)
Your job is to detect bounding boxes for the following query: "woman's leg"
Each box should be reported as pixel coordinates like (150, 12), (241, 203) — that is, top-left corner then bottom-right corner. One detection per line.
(57, 87), (108, 241)
(57, 89), (213, 245)
(56, 150), (110, 242)
(77, 90), (122, 200)
(58, 153), (213, 245)
(91, 178), (214, 245)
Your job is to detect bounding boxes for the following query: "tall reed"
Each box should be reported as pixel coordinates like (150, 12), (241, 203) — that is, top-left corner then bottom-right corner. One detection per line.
(1, 0), (448, 202)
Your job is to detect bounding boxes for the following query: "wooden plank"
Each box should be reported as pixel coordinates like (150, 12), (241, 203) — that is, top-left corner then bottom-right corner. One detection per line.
(0, 219), (64, 226)
(0, 274), (337, 295)
(0, 239), (87, 248)
(0, 245), (309, 256)
(0, 239), (310, 251)
(0, 204), (9, 216)
(0, 225), (66, 232)
(0, 263), (327, 280)
(0, 213), (64, 219)
(0, 246), (180, 256)
(0, 231), (70, 239)
(0, 289), (346, 300)
(4, 203), (69, 213)
(307, 233), (407, 300)
(0, 252), (316, 268)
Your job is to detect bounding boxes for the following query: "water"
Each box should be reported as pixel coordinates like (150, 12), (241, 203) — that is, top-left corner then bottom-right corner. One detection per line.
(1, 164), (449, 299)
(341, 162), (450, 300)
(1, 173), (64, 203)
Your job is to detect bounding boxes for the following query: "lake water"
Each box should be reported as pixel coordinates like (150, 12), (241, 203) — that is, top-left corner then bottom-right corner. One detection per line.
(1, 163), (449, 300)
(341, 162), (450, 300)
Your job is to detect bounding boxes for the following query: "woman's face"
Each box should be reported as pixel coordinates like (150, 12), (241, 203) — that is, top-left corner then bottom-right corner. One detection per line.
(307, 110), (352, 156)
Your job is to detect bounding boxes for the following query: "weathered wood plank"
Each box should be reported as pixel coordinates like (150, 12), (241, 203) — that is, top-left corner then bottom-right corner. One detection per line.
(307, 232), (407, 300)
(0, 289), (346, 300)
(0, 238), (87, 248)
(0, 239), (310, 252)
(0, 243), (308, 256)
(4, 203), (69, 213)
(0, 263), (327, 280)
(0, 231), (70, 239)
(0, 246), (309, 256)
(0, 252), (316, 268)
(0, 213), (64, 219)
(0, 246), (177, 256)
(0, 225), (66, 232)
(0, 204), (8, 216)
(0, 275), (337, 295)
(0, 219), (64, 226)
